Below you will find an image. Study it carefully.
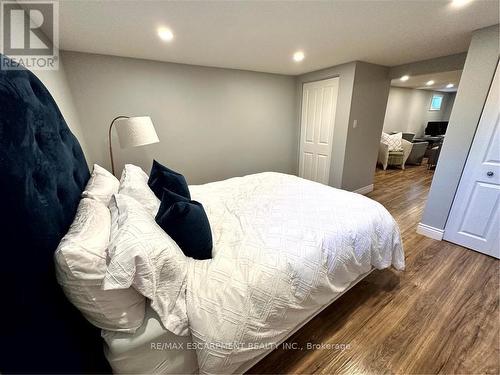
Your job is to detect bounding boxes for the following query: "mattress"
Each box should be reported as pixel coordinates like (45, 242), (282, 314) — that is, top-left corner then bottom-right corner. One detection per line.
(102, 305), (198, 374)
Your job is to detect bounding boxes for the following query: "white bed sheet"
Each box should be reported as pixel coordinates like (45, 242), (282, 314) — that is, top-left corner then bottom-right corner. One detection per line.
(104, 172), (404, 374)
(186, 172), (404, 374)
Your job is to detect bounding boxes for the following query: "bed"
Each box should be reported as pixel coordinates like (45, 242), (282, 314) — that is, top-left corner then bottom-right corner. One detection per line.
(103, 172), (404, 374)
(0, 54), (404, 374)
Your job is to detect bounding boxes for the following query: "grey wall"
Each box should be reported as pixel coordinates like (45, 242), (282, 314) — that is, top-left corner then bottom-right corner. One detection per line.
(442, 92), (456, 122)
(33, 57), (90, 163)
(61, 51), (297, 184)
(296, 61), (390, 191)
(296, 62), (357, 188)
(389, 53), (467, 79)
(55, 52), (390, 192)
(383, 87), (456, 136)
(1, 7), (89, 164)
(342, 62), (390, 191)
(422, 24), (499, 230)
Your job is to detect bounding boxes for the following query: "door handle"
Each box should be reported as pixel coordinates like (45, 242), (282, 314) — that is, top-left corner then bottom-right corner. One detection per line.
(487, 171), (494, 177)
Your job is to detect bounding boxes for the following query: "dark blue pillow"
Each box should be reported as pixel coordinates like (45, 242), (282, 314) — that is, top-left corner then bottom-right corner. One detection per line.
(148, 160), (190, 200)
(155, 189), (212, 260)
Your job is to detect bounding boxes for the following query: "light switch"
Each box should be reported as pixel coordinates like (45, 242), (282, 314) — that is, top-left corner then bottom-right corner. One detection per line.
(353, 120), (358, 128)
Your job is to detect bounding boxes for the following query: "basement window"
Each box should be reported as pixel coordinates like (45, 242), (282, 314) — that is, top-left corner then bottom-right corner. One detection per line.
(429, 94), (444, 111)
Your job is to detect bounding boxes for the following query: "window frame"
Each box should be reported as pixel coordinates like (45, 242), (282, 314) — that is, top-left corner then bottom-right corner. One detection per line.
(429, 94), (444, 111)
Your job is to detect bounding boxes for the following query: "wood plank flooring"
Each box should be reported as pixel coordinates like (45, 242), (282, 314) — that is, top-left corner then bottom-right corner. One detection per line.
(248, 164), (499, 374)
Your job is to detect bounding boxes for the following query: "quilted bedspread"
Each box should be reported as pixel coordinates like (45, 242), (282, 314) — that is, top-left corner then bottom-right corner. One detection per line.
(184, 172), (404, 374)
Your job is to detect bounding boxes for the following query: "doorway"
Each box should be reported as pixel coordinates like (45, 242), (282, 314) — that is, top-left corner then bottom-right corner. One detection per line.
(377, 70), (461, 174)
(444, 62), (500, 258)
(298, 77), (339, 185)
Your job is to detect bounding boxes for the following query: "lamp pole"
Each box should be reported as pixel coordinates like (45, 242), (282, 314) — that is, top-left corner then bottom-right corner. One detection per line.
(108, 115), (129, 175)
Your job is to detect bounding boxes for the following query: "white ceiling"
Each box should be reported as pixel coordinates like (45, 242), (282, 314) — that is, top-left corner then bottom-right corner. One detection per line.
(392, 70), (463, 92)
(55, 0), (499, 75)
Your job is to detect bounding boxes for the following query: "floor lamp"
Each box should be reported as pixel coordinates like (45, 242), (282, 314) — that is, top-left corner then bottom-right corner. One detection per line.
(108, 116), (160, 175)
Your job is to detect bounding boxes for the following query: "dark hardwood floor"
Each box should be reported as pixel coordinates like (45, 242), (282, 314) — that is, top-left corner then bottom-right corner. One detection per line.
(248, 164), (499, 374)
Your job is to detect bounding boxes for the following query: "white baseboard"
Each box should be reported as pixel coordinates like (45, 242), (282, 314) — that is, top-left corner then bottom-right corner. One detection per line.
(353, 184), (374, 195)
(416, 223), (444, 241)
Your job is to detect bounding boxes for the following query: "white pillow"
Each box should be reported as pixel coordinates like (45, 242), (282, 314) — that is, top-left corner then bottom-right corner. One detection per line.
(381, 132), (403, 151)
(118, 164), (160, 216)
(103, 194), (189, 336)
(82, 164), (120, 205)
(54, 198), (146, 333)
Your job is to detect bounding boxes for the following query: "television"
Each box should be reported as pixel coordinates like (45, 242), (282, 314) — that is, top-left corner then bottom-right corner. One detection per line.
(425, 121), (448, 136)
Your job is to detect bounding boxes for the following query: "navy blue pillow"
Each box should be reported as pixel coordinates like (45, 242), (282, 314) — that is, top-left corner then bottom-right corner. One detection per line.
(155, 189), (212, 260)
(148, 160), (190, 200)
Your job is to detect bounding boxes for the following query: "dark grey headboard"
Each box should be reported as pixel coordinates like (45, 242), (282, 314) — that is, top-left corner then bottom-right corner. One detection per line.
(0, 54), (109, 373)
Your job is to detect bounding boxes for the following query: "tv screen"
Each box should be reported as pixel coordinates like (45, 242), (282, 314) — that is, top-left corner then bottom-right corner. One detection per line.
(425, 121), (448, 136)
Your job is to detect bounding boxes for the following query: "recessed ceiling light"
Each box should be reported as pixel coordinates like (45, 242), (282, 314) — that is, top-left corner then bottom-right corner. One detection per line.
(293, 51), (305, 62)
(400, 75), (410, 82)
(426, 80), (435, 86)
(446, 83), (455, 88)
(158, 27), (174, 42)
(451, 0), (474, 7)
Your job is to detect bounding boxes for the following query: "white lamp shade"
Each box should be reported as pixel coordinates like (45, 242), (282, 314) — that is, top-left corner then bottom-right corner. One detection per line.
(115, 116), (159, 148)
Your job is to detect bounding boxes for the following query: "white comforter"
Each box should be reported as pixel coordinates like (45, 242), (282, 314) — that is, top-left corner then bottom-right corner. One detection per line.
(184, 172), (404, 374)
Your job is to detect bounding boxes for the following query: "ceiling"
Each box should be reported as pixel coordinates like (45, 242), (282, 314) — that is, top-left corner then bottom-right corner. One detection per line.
(53, 0), (499, 75)
(391, 70), (463, 92)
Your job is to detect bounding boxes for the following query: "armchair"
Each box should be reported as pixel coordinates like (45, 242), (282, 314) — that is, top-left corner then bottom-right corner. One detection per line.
(378, 139), (413, 170)
(406, 141), (429, 165)
(427, 143), (442, 169)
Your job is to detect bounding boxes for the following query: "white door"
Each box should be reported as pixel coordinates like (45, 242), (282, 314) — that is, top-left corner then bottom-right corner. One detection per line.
(444, 62), (500, 258)
(299, 77), (339, 184)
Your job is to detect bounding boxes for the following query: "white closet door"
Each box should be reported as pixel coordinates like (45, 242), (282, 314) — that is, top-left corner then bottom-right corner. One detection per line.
(444, 62), (500, 258)
(299, 77), (339, 185)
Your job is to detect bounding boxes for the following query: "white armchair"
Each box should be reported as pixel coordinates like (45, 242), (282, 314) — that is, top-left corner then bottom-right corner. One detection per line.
(378, 139), (413, 170)
(401, 139), (413, 169)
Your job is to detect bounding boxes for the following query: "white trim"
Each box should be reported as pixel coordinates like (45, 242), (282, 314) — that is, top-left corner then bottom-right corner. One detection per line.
(417, 222), (444, 241)
(353, 184), (374, 195)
